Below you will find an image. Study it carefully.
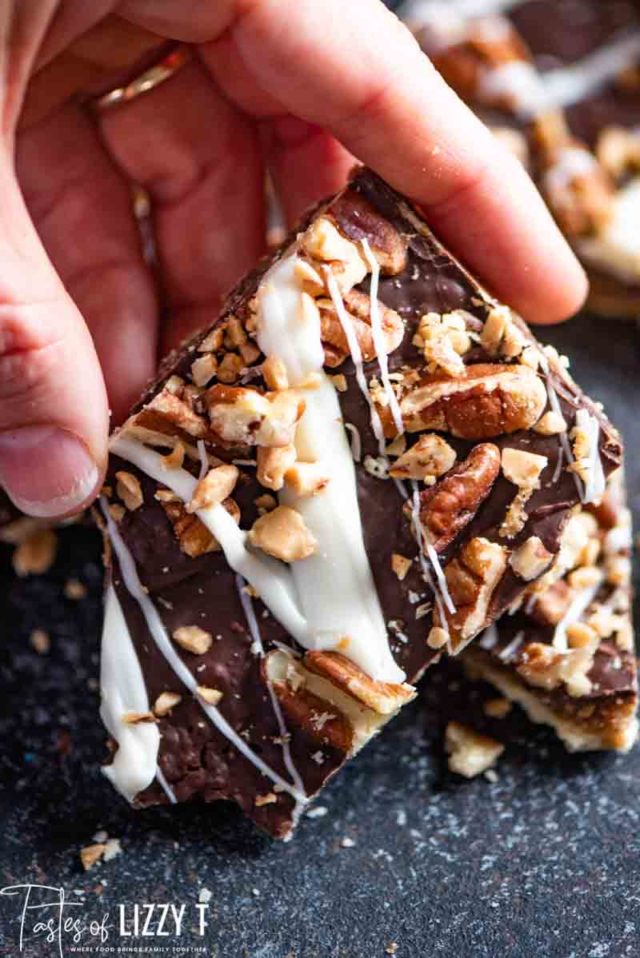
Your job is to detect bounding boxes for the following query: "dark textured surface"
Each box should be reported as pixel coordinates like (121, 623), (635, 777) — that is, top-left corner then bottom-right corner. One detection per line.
(0, 315), (639, 958)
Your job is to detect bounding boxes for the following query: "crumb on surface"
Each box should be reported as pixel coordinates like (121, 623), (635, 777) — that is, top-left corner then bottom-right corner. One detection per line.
(445, 721), (504, 779)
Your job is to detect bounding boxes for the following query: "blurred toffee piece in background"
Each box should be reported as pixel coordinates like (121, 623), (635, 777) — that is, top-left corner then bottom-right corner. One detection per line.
(403, 0), (640, 317)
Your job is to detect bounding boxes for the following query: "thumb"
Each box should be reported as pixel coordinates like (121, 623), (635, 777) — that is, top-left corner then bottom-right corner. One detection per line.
(0, 157), (109, 518)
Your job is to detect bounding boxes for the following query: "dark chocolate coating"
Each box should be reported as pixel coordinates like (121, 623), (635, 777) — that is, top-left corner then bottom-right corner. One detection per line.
(104, 169), (622, 837)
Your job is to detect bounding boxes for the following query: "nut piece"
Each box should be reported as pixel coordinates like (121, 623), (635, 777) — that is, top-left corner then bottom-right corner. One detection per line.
(301, 216), (367, 292)
(153, 692), (182, 717)
(284, 461), (330, 497)
(188, 464), (239, 513)
(483, 697), (512, 719)
(197, 685), (224, 706)
(500, 447), (548, 538)
(257, 444), (297, 492)
(80, 843), (107, 871)
(115, 471), (144, 511)
(391, 553), (412, 581)
(304, 651), (415, 715)
(123, 711), (156, 724)
(172, 625), (213, 655)
(413, 311), (472, 377)
(533, 410), (567, 436)
(517, 642), (594, 698)
(160, 495), (240, 558)
(146, 385), (208, 438)
(262, 355), (289, 391)
(480, 305), (527, 360)
(417, 444), (501, 553)
(12, 528), (57, 577)
(530, 579), (574, 627)
(445, 721), (504, 778)
(509, 536), (553, 581)
(248, 505), (317, 562)
(438, 537), (508, 652)
(399, 364), (547, 439)
(190, 353), (218, 388)
(329, 190), (408, 275)
(389, 433), (457, 482)
(596, 126), (640, 181)
(427, 626), (449, 649)
(206, 384), (304, 447)
(318, 288), (404, 369)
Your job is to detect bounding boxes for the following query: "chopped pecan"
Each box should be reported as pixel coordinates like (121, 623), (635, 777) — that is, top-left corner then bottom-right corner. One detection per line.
(257, 444), (297, 491)
(416, 443), (501, 553)
(397, 364), (546, 439)
(160, 495), (240, 557)
(284, 461), (330, 497)
(317, 288), (404, 369)
(205, 384), (304, 447)
(145, 383), (208, 439)
(517, 642), (594, 698)
(389, 433), (456, 482)
(413, 311), (472, 377)
(172, 625), (212, 655)
(188, 464), (239, 512)
(445, 720), (504, 778)
(480, 305), (527, 360)
(596, 126), (640, 181)
(437, 536), (508, 652)
(509, 535), (553, 581)
(304, 651), (415, 716)
(12, 528), (57, 577)
(248, 505), (317, 562)
(329, 190), (408, 275)
(301, 216), (367, 292)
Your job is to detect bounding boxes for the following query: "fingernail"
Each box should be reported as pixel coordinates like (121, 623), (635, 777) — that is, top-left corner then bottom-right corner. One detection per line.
(0, 426), (100, 518)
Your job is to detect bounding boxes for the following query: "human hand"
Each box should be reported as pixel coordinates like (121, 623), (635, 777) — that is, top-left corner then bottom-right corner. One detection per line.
(0, 0), (586, 520)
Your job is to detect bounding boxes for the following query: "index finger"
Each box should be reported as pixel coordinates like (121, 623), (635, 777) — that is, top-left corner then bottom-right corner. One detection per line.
(121, 0), (587, 323)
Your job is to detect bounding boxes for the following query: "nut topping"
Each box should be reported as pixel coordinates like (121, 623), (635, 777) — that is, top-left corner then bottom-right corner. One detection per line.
(329, 190), (408, 275)
(445, 720), (504, 779)
(304, 651), (415, 715)
(437, 537), (508, 652)
(146, 386), (208, 439)
(414, 310), (472, 377)
(500, 447), (548, 538)
(115, 471), (144, 511)
(172, 625), (213, 655)
(415, 443), (501, 553)
(197, 685), (224, 706)
(480, 305), (527, 360)
(206, 384), (304, 447)
(398, 364), (547, 439)
(257, 444), (297, 491)
(187, 464), (239, 512)
(317, 288), (404, 369)
(160, 496), (240, 558)
(248, 505), (317, 562)
(509, 535), (553, 581)
(153, 692), (182, 717)
(301, 216), (367, 292)
(284, 461), (330, 497)
(389, 433), (457, 482)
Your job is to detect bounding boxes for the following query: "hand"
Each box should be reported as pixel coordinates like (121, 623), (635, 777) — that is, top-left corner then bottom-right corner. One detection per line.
(0, 0), (586, 520)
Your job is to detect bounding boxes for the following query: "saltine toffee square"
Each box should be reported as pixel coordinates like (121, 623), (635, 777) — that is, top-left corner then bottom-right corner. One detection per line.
(98, 167), (621, 837)
(403, 0), (640, 316)
(465, 469), (637, 752)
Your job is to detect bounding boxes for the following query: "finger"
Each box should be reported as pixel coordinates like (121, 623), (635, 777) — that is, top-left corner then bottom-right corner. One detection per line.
(261, 117), (354, 228)
(16, 102), (158, 423)
(0, 161), (108, 519)
(122, 0), (587, 322)
(98, 57), (265, 352)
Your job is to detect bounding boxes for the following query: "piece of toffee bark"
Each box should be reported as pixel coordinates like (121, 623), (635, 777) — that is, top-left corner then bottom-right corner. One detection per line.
(464, 469), (637, 751)
(403, 0), (640, 316)
(99, 167), (621, 837)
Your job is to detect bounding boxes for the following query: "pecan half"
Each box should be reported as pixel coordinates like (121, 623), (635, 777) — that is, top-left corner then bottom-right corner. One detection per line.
(329, 190), (408, 275)
(437, 536), (508, 652)
(398, 364), (546, 439)
(304, 651), (415, 716)
(317, 288), (404, 369)
(416, 443), (501, 553)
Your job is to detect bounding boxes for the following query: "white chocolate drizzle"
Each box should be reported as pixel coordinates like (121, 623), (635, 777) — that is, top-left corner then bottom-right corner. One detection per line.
(498, 629), (525, 661)
(257, 255), (405, 683)
(360, 238), (405, 436)
(101, 499), (307, 802)
(573, 408), (606, 505)
(100, 584), (161, 802)
(234, 573), (307, 820)
(541, 31), (640, 114)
